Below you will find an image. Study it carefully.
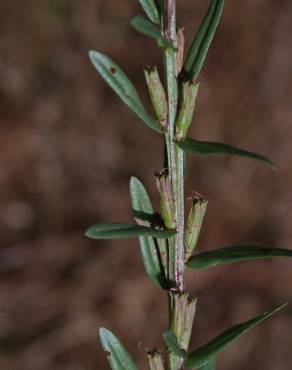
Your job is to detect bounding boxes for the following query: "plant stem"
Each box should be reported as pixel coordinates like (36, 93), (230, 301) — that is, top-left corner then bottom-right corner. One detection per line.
(164, 0), (185, 291)
(165, 0), (184, 291)
(164, 1), (186, 369)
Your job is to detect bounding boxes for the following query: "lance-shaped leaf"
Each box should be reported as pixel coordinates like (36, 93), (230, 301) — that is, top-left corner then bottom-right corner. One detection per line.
(99, 328), (139, 370)
(200, 357), (216, 370)
(131, 16), (174, 50)
(163, 331), (188, 359)
(183, 0), (224, 81)
(85, 223), (176, 240)
(138, 0), (160, 24)
(187, 245), (292, 269)
(89, 51), (163, 134)
(130, 176), (167, 289)
(176, 138), (275, 169)
(185, 303), (287, 368)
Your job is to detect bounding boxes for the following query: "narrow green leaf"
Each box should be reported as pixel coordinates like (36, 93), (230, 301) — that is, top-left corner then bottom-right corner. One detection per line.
(131, 16), (174, 50)
(200, 357), (216, 370)
(187, 245), (292, 269)
(130, 176), (166, 289)
(177, 138), (275, 169)
(85, 223), (176, 240)
(99, 328), (139, 370)
(183, 0), (224, 81)
(185, 304), (287, 368)
(183, 0), (217, 74)
(138, 0), (160, 24)
(163, 331), (188, 359)
(89, 50), (163, 134)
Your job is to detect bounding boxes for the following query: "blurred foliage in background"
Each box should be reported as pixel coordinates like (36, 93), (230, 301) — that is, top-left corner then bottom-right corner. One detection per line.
(0, 1), (292, 369)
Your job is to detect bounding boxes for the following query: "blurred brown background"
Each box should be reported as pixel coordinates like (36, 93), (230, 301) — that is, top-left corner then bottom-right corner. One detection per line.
(0, 0), (292, 369)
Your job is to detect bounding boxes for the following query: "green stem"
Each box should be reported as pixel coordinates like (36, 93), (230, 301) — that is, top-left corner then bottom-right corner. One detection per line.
(164, 0), (185, 291)
(164, 1), (185, 369)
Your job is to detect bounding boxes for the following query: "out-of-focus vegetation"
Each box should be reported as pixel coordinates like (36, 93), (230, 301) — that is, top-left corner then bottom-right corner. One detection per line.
(0, 1), (292, 369)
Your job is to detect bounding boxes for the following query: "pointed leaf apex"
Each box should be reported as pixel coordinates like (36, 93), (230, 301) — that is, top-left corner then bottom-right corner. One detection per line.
(88, 49), (95, 58)
(130, 176), (140, 187)
(99, 327), (108, 336)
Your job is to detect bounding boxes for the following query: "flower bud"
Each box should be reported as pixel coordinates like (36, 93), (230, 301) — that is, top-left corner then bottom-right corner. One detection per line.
(169, 291), (197, 351)
(176, 81), (199, 141)
(185, 196), (208, 261)
(145, 67), (168, 128)
(155, 169), (176, 230)
(176, 28), (185, 74)
(147, 350), (165, 370)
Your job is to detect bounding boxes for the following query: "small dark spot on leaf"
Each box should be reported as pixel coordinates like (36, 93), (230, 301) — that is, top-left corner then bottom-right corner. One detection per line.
(110, 67), (116, 74)
(105, 351), (111, 357)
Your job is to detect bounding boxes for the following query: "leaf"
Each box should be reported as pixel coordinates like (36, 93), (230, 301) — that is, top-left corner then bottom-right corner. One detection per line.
(99, 328), (139, 370)
(130, 176), (166, 289)
(131, 16), (174, 50)
(89, 50), (163, 134)
(183, 0), (225, 81)
(138, 0), (160, 24)
(163, 331), (187, 359)
(200, 357), (216, 370)
(185, 304), (287, 369)
(85, 223), (176, 240)
(187, 245), (292, 269)
(176, 138), (275, 169)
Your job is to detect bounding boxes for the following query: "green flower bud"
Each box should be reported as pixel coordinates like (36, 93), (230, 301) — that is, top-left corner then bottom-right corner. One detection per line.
(185, 196), (208, 261)
(147, 350), (166, 370)
(155, 169), (176, 230)
(176, 28), (185, 74)
(169, 291), (197, 351)
(176, 81), (199, 141)
(145, 66), (168, 128)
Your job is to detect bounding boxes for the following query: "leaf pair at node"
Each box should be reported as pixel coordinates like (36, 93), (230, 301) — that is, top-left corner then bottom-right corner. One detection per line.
(86, 176), (176, 290)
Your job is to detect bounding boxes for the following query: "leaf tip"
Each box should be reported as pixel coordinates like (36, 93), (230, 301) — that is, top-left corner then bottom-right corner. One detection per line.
(270, 162), (277, 171)
(130, 176), (139, 188)
(130, 15), (141, 29)
(84, 226), (94, 239)
(274, 302), (288, 312)
(88, 49), (97, 62)
(99, 327), (107, 337)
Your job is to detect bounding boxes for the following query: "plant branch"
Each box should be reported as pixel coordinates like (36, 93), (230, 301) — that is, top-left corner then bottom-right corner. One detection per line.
(164, 0), (185, 291)
(164, 1), (186, 369)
